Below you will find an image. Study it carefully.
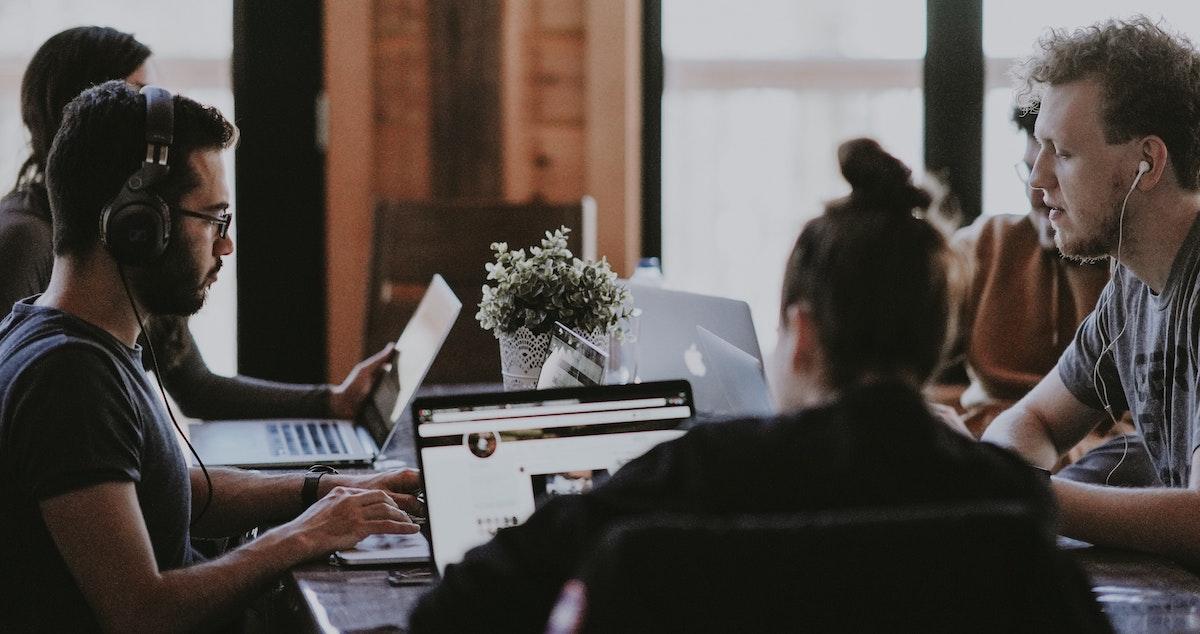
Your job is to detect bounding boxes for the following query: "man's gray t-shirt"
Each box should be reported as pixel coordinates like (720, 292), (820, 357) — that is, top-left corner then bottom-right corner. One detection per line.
(0, 299), (195, 631)
(1059, 214), (1200, 487)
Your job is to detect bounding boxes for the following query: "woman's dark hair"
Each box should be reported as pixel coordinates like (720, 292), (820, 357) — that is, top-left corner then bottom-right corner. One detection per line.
(16, 26), (151, 198)
(780, 138), (954, 389)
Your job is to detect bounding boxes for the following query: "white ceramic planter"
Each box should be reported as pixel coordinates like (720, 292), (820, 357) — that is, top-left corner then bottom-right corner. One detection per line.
(497, 326), (608, 390)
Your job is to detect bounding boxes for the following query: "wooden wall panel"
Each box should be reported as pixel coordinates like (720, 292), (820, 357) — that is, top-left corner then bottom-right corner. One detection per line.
(429, 0), (504, 199)
(325, 0), (640, 380)
(374, 0), (432, 200)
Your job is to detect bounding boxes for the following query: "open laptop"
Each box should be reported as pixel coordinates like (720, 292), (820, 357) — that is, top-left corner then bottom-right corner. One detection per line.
(190, 275), (462, 468)
(411, 380), (694, 575)
(693, 325), (774, 417)
(631, 285), (768, 416)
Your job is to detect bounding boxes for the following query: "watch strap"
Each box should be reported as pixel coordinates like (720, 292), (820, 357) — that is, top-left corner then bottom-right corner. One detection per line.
(302, 465), (339, 506)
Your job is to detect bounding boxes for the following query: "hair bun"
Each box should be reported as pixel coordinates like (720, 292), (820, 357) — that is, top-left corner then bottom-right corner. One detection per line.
(837, 137), (932, 213)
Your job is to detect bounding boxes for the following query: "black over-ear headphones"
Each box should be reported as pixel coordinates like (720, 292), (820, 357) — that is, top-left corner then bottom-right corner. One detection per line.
(99, 85), (174, 266)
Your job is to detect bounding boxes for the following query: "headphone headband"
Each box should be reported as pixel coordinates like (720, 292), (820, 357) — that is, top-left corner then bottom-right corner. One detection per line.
(141, 85), (174, 151)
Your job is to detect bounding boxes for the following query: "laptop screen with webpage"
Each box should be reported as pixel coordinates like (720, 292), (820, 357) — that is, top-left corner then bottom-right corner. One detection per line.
(413, 380), (694, 574)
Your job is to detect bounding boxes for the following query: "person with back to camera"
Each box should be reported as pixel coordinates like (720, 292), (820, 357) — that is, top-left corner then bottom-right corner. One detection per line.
(0, 26), (390, 423)
(0, 80), (424, 632)
(947, 105), (1158, 487)
(408, 138), (1055, 631)
(980, 16), (1200, 564)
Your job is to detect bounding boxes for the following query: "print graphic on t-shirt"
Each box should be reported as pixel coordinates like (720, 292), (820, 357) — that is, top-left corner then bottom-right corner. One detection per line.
(1134, 345), (1188, 486)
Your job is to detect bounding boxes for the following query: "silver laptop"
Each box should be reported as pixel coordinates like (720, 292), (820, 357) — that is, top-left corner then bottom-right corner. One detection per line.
(693, 325), (773, 417)
(630, 285), (768, 415)
(412, 380), (694, 575)
(191, 275), (462, 468)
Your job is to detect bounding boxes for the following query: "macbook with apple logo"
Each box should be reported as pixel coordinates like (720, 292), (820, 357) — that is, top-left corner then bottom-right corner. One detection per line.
(629, 285), (772, 417)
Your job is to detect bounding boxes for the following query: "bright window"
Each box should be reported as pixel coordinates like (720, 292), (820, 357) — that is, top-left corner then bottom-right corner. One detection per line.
(0, 1), (236, 375)
(661, 0), (925, 354)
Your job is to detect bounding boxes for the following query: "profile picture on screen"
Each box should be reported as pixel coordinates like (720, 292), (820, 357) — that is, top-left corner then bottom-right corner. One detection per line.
(530, 469), (610, 509)
(465, 431), (498, 458)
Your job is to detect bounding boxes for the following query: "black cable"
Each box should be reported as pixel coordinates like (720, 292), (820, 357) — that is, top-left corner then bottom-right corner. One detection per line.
(118, 266), (214, 528)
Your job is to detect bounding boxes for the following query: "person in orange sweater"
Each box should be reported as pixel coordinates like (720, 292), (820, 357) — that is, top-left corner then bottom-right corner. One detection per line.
(949, 106), (1157, 487)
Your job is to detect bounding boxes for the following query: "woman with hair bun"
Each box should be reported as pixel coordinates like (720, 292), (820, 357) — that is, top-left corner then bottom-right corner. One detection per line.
(773, 136), (951, 397)
(410, 139), (1063, 632)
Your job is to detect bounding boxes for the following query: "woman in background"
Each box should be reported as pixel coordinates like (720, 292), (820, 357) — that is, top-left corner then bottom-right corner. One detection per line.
(0, 26), (386, 420)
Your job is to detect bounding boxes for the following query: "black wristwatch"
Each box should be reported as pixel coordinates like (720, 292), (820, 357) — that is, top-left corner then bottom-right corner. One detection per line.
(302, 465), (339, 506)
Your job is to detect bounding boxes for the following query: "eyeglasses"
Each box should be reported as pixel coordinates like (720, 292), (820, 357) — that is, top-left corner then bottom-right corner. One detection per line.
(1013, 161), (1032, 185)
(173, 205), (232, 239)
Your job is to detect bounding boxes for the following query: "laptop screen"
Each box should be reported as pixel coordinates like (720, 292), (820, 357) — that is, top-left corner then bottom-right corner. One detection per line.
(359, 274), (462, 449)
(413, 381), (693, 574)
(360, 358), (402, 447)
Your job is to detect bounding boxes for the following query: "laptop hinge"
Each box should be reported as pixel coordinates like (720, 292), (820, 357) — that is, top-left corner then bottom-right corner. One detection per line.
(356, 425), (379, 456)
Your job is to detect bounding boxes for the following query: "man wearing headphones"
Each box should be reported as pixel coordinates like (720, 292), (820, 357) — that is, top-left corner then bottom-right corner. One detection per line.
(0, 81), (422, 631)
(981, 16), (1200, 565)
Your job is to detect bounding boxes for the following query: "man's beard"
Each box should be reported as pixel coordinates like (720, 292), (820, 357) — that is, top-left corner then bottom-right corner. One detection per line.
(130, 230), (217, 316)
(1055, 201), (1121, 265)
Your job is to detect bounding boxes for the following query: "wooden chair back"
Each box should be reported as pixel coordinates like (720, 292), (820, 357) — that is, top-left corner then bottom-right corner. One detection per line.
(366, 197), (596, 384)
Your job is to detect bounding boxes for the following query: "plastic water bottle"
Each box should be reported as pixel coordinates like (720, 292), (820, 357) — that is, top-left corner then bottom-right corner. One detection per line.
(610, 258), (658, 385)
(629, 257), (663, 287)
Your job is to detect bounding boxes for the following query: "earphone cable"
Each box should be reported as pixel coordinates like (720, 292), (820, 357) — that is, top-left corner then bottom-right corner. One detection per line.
(1094, 167), (1144, 485)
(118, 266), (214, 528)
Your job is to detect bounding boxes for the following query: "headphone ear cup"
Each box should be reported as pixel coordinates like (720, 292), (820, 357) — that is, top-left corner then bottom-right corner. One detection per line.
(101, 192), (170, 266)
(101, 86), (174, 267)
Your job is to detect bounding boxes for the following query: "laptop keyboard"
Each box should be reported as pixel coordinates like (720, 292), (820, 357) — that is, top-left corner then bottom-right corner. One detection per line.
(267, 422), (349, 457)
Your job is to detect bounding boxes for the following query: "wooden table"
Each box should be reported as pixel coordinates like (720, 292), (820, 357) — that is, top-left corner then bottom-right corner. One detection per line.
(280, 385), (1200, 633)
(284, 547), (1200, 634)
(1074, 545), (1200, 632)
(280, 564), (429, 633)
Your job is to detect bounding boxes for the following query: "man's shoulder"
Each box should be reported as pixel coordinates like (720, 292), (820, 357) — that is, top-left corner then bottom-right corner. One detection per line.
(0, 319), (143, 453)
(0, 200), (51, 244)
(953, 213), (1036, 253)
(0, 309), (129, 389)
(0, 188), (50, 228)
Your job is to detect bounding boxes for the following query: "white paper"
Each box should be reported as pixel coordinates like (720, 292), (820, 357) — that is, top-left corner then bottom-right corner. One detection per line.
(334, 531), (432, 566)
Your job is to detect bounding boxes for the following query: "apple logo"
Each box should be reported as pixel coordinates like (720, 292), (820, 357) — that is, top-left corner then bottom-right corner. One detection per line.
(683, 343), (706, 377)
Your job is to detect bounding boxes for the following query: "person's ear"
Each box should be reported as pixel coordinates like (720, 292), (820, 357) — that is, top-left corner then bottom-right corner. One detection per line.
(786, 304), (821, 373)
(1136, 136), (1170, 190)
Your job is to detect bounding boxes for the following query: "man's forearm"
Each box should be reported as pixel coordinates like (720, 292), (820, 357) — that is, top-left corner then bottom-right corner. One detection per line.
(189, 467), (388, 537)
(131, 524), (315, 633)
(981, 405), (1062, 469)
(1054, 479), (1200, 565)
(189, 467), (308, 536)
(42, 481), (381, 634)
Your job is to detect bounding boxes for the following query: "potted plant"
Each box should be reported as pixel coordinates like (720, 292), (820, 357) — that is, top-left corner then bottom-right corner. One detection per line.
(477, 227), (635, 390)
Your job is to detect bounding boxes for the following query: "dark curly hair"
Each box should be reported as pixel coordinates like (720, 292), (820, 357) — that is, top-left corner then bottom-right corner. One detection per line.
(780, 138), (955, 389)
(1015, 15), (1200, 190)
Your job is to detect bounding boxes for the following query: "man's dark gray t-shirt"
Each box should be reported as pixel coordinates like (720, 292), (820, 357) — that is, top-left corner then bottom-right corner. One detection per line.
(1059, 214), (1200, 487)
(0, 299), (194, 631)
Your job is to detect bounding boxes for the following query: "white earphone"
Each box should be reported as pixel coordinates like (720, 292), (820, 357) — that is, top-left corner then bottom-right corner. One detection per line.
(1092, 159), (1151, 485)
